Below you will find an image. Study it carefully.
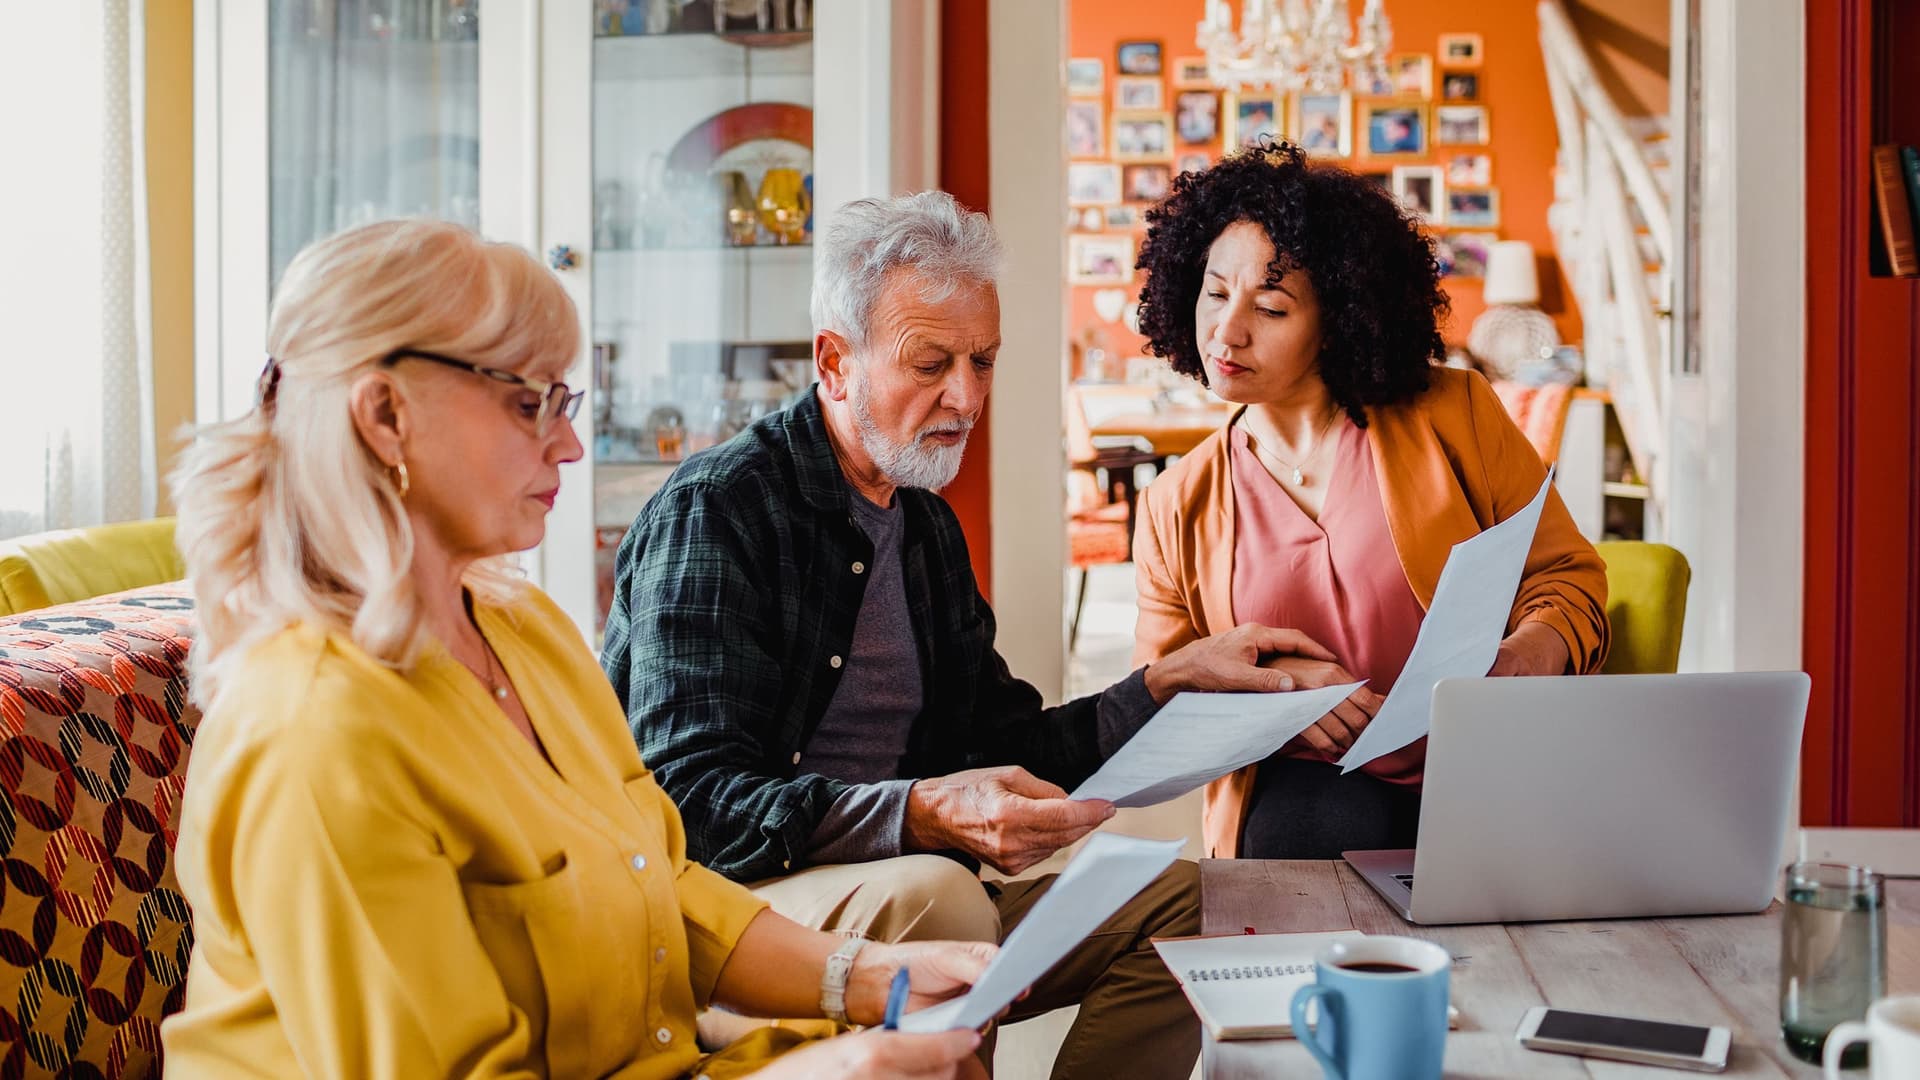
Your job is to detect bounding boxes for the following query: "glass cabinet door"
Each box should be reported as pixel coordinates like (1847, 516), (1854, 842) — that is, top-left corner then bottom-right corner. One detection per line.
(587, 1), (817, 637)
(269, 0), (482, 290)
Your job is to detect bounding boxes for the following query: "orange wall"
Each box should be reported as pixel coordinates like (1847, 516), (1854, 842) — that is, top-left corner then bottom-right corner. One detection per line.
(1068, 0), (1588, 366)
(1565, 0), (1671, 119)
(940, 0), (995, 599)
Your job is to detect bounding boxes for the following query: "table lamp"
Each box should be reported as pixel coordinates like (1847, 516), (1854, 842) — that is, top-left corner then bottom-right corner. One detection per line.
(1467, 240), (1561, 380)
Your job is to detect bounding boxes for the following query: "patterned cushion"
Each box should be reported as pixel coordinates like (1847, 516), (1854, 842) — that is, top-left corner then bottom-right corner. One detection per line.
(0, 585), (197, 1078)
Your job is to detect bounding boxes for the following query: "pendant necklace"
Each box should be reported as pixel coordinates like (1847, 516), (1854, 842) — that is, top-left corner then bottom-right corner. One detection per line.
(1248, 409), (1341, 487)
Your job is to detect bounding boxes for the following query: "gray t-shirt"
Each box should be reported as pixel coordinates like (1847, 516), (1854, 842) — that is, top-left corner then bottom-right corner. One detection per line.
(802, 484), (1159, 866)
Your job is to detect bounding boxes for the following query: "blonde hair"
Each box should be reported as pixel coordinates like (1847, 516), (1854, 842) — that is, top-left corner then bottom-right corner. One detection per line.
(172, 219), (581, 706)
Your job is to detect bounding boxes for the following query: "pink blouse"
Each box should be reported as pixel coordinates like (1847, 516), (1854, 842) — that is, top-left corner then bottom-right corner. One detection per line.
(1230, 417), (1430, 782)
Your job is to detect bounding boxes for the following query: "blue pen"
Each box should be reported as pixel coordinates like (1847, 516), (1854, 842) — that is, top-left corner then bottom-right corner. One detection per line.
(882, 967), (911, 1030)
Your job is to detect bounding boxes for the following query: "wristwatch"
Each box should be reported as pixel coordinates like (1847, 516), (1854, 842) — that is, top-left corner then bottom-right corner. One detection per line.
(814, 930), (867, 1022)
(820, 935), (869, 1025)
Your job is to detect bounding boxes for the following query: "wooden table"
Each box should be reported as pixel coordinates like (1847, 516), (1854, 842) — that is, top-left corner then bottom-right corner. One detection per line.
(1200, 860), (1920, 1078)
(1087, 406), (1230, 457)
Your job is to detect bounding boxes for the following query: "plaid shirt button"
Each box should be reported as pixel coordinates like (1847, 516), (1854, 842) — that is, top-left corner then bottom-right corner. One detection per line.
(852, 561), (866, 574)
(829, 655), (843, 669)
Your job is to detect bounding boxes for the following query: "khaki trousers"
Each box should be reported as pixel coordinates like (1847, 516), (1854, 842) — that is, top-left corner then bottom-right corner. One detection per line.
(747, 855), (1202, 1080)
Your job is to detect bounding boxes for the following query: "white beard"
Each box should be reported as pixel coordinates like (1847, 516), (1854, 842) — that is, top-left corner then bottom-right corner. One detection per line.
(848, 373), (972, 490)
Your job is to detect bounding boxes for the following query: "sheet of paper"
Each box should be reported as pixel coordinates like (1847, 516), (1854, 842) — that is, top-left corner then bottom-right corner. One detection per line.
(1069, 683), (1364, 808)
(1338, 471), (1555, 772)
(896, 833), (1183, 1034)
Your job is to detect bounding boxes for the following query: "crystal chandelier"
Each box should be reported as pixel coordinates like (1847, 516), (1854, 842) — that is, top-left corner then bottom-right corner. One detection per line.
(1197, 0), (1394, 94)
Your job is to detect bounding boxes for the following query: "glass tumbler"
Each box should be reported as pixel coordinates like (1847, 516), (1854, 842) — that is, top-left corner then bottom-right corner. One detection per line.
(1781, 861), (1887, 1066)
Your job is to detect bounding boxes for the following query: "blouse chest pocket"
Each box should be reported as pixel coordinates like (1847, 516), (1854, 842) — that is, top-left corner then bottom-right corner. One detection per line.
(462, 849), (653, 1077)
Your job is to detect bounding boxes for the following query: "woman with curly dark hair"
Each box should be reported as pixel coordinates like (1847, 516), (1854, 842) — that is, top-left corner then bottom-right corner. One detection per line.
(1128, 144), (1610, 860)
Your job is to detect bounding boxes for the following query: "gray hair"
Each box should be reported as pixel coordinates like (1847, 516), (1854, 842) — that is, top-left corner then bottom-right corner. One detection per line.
(810, 191), (1004, 352)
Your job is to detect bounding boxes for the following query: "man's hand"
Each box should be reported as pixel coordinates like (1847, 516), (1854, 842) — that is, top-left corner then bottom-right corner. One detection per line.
(1263, 655), (1385, 756)
(1488, 622), (1572, 677)
(1143, 624), (1340, 706)
(904, 766), (1113, 875)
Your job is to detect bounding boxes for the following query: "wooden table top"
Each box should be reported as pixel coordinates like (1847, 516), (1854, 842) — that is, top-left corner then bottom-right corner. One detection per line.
(1199, 859), (1920, 1078)
(1087, 406), (1231, 457)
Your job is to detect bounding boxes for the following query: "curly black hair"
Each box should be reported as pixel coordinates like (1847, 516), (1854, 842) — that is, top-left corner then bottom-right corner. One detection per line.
(1134, 141), (1448, 426)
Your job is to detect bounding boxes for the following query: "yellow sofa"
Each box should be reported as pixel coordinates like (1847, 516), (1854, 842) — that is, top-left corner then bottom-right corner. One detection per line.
(0, 516), (185, 616)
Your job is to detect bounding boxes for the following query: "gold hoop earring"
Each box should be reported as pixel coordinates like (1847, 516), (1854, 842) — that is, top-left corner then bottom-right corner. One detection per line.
(392, 461), (411, 498)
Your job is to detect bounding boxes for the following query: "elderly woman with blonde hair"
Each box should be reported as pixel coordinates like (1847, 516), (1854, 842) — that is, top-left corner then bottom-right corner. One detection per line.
(159, 219), (993, 1080)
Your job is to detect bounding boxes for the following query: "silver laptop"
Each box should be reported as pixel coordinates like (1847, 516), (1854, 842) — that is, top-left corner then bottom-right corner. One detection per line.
(1345, 672), (1809, 925)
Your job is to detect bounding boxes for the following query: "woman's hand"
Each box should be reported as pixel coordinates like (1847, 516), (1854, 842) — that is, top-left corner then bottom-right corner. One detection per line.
(757, 1027), (988, 1080)
(845, 940), (999, 1027)
(1488, 622), (1571, 677)
(1262, 656), (1384, 755)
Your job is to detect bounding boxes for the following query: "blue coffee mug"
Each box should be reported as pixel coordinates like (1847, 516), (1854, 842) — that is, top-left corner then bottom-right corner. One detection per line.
(1289, 935), (1451, 1080)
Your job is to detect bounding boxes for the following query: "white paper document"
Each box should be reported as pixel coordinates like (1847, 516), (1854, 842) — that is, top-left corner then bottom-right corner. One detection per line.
(896, 833), (1184, 1034)
(1337, 471), (1556, 773)
(1068, 683), (1364, 808)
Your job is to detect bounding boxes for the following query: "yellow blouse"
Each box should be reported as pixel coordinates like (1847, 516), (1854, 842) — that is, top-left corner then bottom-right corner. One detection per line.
(161, 587), (790, 1079)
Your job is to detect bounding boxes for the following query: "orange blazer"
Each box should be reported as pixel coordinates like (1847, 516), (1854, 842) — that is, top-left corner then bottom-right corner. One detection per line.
(1132, 367), (1610, 858)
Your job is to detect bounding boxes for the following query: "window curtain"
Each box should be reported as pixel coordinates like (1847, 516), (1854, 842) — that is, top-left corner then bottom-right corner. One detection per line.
(0, 1), (156, 541)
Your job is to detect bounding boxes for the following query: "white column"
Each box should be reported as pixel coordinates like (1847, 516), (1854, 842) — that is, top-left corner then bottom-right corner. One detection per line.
(988, 0), (1067, 702)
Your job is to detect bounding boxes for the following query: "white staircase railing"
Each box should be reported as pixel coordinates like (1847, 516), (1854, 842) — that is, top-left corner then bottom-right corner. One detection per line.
(1538, 0), (1669, 512)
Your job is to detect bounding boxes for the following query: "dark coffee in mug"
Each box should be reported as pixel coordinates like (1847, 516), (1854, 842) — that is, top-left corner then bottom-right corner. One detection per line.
(1337, 961), (1420, 975)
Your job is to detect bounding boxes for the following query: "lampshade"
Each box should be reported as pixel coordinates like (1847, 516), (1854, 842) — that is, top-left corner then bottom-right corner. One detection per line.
(1482, 240), (1541, 306)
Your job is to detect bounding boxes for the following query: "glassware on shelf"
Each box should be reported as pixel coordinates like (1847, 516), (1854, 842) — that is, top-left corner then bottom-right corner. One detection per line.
(594, 180), (632, 249)
(719, 171), (758, 246)
(757, 168), (810, 246)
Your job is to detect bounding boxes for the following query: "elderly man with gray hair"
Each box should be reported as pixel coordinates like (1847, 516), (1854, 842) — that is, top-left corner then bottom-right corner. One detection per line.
(602, 191), (1325, 1078)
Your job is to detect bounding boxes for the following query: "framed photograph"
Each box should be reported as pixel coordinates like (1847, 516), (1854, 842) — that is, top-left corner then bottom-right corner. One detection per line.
(1227, 93), (1283, 148)
(1391, 164), (1446, 224)
(1067, 162), (1123, 206)
(1447, 153), (1492, 186)
(1446, 188), (1501, 227)
(1439, 230), (1499, 278)
(1172, 55), (1212, 87)
(1436, 105), (1491, 146)
(1391, 53), (1433, 98)
(1439, 33), (1485, 68)
(1176, 151), (1212, 174)
(1116, 39), (1164, 75)
(1115, 75), (1164, 111)
(1358, 67), (1396, 97)
(1104, 204), (1140, 229)
(1070, 234), (1135, 284)
(1441, 71), (1481, 102)
(1362, 103), (1427, 157)
(1066, 100), (1104, 158)
(1071, 206), (1105, 232)
(1175, 91), (1220, 144)
(1290, 91), (1352, 156)
(1122, 162), (1174, 203)
(1113, 113), (1173, 160)
(1067, 57), (1104, 98)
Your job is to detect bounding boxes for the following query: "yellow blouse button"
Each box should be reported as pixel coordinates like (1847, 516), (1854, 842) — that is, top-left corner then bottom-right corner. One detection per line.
(655, 946), (668, 963)
(630, 853), (647, 871)
(656, 1027), (673, 1045)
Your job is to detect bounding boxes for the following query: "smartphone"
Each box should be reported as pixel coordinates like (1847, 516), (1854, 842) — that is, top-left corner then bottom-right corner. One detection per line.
(1515, 1007), (1731, 1072)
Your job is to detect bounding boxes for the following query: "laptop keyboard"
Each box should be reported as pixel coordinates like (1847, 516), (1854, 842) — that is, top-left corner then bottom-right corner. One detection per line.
(1393, 874), (1415, 893)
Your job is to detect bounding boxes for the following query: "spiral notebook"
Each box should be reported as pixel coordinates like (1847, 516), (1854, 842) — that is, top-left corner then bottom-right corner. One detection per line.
(1152, 931), (1457, 1040)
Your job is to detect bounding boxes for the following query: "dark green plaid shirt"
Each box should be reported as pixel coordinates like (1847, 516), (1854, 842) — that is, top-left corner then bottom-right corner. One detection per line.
(602, 389), (1136, 883)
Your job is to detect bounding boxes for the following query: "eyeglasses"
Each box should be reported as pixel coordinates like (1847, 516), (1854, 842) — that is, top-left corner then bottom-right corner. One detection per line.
(381, 348), (585, 436)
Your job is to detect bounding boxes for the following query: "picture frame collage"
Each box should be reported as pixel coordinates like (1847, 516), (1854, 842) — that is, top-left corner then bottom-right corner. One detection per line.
(1067, 32), (1503, 282)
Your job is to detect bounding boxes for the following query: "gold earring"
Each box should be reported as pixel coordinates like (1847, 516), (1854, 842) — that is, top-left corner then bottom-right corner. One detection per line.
(392, 461), (411, 498)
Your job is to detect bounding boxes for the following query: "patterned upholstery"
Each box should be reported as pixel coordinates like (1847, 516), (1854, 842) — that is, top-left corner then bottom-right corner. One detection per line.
(0, 585), (197, 1077)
